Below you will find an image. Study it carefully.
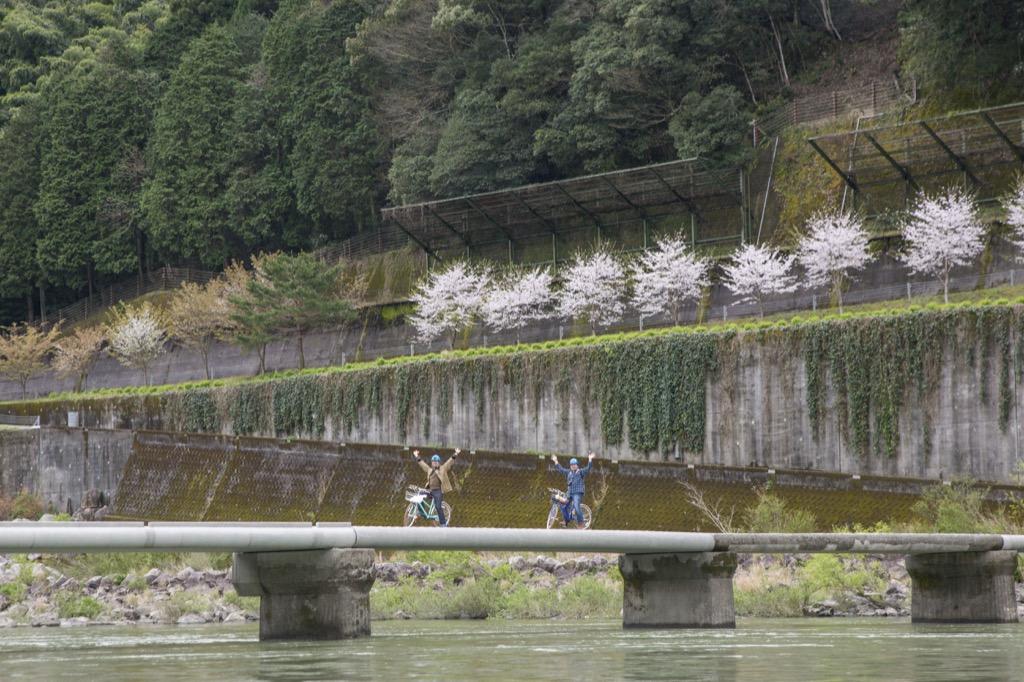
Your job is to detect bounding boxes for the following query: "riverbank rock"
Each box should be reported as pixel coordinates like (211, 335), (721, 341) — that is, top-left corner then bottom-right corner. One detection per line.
(0, 549), (942, 627)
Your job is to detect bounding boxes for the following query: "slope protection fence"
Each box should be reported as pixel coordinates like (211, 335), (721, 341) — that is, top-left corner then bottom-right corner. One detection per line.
(50, 266), (217, 328)
(753, 78), (917, 144)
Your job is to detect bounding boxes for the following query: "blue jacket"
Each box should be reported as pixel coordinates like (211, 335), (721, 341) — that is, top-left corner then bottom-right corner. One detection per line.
(555, 461), (592, 495)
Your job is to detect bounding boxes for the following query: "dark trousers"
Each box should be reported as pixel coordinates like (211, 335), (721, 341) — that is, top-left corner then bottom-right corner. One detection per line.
(430, 489), (447, 525)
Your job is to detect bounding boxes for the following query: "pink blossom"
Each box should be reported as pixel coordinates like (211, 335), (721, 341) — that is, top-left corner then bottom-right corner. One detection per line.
(557, 249), (626, 334)
(901, 188), (985, 304)
(722, 243), (797, 319)
(482, 267), (553, 344)
(797, 210), (872, 312)
(1000, 177), (1024, 258)
(409, 261), (490, 347)
(631, 235), (709, 326)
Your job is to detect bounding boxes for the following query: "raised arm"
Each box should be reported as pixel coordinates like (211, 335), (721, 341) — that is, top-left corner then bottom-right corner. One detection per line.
(413, 449), (429, 473)
(579, 452), (596, 474)
(550, 454), (569, 475)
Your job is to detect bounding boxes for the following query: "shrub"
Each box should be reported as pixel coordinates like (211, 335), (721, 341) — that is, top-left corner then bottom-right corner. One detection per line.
(734, 583), (808, 617)
(741, 485), (817, 533)
(909, 480), (988, 533)
(798, 554), (888, 611)
(161, 591), (212, 620)
(55, 593), (104, 619)
(9, 489), (43, 520)
(0, 581), (26, 603)
(223, 590), (259, 612)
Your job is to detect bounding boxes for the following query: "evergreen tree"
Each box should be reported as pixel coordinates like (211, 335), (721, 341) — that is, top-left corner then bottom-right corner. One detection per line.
(262, 0), (385, 240)
(0, 100), (45, 320)
(231, 252), (355, 369)
(35, 63), (159, 294)
(142, 22), (258, 267)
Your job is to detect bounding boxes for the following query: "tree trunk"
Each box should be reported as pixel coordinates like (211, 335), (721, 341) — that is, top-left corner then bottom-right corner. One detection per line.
(768, 14), (790, 87)
(297, 334), (305, 370)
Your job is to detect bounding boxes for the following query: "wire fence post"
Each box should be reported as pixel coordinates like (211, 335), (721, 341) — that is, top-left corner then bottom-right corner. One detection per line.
(723, 305), (728, 322)
(812, 294), (817, 311)
(907, 282), (912, 300)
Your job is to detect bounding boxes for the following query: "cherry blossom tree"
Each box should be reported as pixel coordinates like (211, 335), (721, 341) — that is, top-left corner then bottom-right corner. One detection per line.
(409, 260), (490, 348)
(722, 243), (797, 319)
(1000, 177), (1024, 256)
(167, 281), (226, 380)
(482, 266), (553, 344)
(0, 323), (62, 399)
(557, 248), (626, 334)
(797, 210), (873, 313)
(630, 235), (709, 326)
(901, 188), (986, 304)
(52, 324), (107, 393)
(107, 302), (167, 386)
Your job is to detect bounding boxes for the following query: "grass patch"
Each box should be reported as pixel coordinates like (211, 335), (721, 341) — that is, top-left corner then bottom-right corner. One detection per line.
(54, 593), (104, 619)
(223, 590), (259, 613)
(46, 552), (231, 581)
(370, 560), (622, 621)
(161, 591), (213, 620)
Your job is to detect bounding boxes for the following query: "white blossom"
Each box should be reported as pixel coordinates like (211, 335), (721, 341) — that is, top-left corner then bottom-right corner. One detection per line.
(107, 304), (166, 385)
(630, 235), (709, 326)
(901, 188), (986, 304)
(409, 261), (490, 347)
(797, 210), (872, 313)
(557, 249), (626, 334)
(722, 243), (797, 319)
(482, 267), (553, 343)
(1000, 177), (1024, 257)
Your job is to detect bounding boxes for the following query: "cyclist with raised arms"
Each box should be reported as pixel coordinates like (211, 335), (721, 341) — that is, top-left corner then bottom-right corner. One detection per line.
(413, 448), (459, 527)
(550, 452), (595, 529)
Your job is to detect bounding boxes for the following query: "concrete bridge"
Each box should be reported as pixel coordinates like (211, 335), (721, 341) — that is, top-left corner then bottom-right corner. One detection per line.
(3, 522), (1022, 640)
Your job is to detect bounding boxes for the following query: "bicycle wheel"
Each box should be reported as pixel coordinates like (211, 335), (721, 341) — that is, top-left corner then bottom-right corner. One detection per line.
(579, 504), (592, 529)
(404, 502), (418, 527)
(546, 505), (565, 529)
(430, 502), (452, 527)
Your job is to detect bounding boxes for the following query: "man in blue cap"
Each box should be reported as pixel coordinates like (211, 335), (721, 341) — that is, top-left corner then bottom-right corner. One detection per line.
(550, 452), (596, 528)
(413, 448), (460, 526)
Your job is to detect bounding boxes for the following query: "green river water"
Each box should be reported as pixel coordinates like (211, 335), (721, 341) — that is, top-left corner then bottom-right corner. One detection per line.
(1, 618), (1022, 681)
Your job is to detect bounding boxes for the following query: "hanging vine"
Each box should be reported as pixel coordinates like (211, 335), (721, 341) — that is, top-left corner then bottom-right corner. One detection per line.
(273, 375), (325, 438)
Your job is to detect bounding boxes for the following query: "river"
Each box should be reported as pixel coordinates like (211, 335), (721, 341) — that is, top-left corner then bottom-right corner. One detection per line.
(2, 618), (1023, 680)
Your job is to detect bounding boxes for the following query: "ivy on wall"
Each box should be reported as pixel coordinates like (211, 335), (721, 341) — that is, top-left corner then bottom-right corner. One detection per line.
(273, 376), (325, 439)
(803, 304), (1020, 461)
(228, 384), (272, 436)
(127, 303), (1024, 462)
(181, 389), (217, 433)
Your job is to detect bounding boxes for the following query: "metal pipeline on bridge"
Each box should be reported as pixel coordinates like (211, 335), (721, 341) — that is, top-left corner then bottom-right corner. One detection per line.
(0, 523), (1023, 555)
(348, 526), (715, 553)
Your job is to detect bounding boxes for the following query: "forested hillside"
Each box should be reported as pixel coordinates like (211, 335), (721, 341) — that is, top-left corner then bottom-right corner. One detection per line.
(0, 0), (1021, 324)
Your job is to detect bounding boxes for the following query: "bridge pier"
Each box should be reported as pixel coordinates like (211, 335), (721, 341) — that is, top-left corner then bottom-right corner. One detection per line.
(231, 548), (376, 640)
(905, 551), (1019, 624)
(619, 552), (738, 628)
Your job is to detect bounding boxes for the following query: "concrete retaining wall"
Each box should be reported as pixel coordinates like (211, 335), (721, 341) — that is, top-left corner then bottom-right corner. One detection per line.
(0, 428), (133, 513)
